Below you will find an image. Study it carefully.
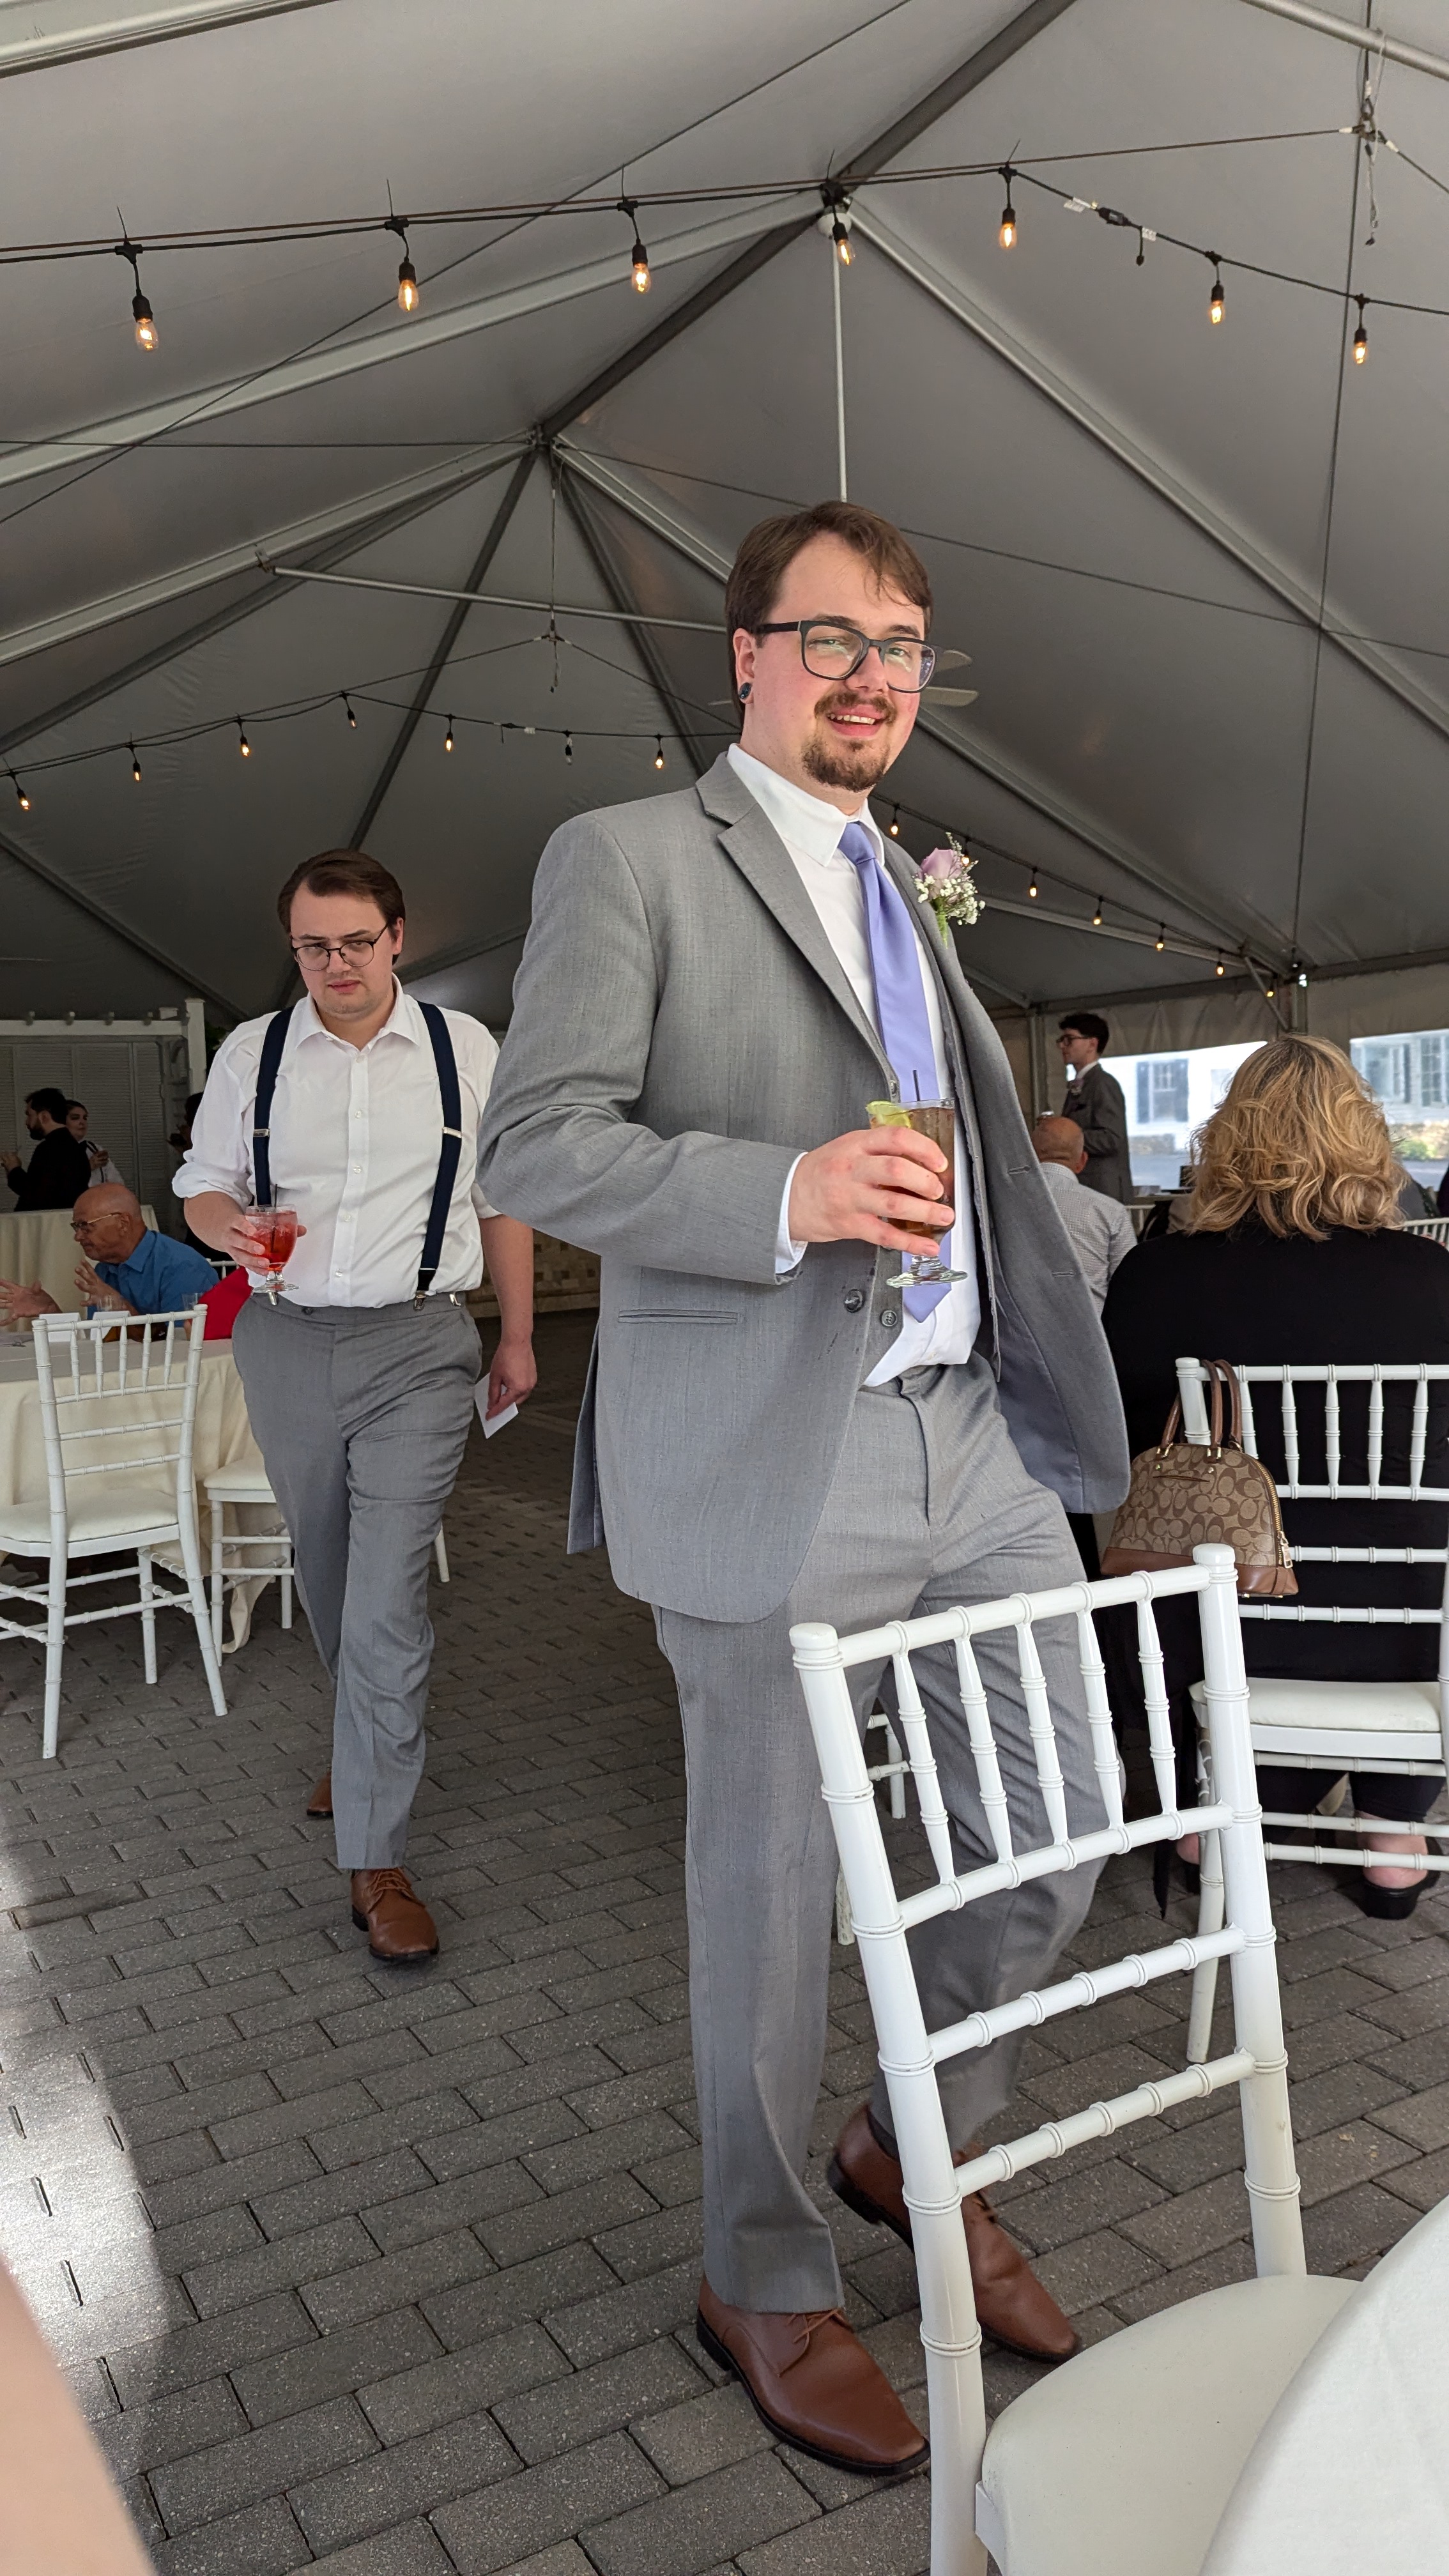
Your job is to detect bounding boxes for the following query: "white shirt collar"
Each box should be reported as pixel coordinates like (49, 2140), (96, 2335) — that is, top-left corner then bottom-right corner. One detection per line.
(728, 742), (884, 870)
(293, 978), (422, 1051)
(1037, 1159), (1081, 1193)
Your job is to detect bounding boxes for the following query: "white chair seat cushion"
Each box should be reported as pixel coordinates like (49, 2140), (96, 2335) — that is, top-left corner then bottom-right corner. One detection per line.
(977, 2273), (1355, 2576)
(1190, 1674), (1441, 1733)
(203, 1463), (276, 1504)
(0, 1486), (179, 1547)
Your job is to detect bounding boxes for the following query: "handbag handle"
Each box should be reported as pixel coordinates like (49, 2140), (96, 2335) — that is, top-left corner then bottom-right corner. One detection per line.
(1156, 1358), (1245, 1459)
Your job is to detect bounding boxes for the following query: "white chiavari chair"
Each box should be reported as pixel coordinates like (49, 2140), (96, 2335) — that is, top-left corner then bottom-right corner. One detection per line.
(1176, 1359), (1449, 2058)
(793, 1547), (1351, 2576)
(1402, 1217), (1449, 1246)
(0, 1310), (227, 1756)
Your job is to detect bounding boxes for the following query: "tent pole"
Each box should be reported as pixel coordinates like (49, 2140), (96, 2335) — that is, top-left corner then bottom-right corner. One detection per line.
(556, 468), (718, 778)
(832, 247), (848, 503)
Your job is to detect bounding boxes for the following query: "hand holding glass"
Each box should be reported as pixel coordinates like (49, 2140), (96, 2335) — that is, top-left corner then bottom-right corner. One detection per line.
(866, 1101), (970, 1288)
(250, 1206), (299, 1305)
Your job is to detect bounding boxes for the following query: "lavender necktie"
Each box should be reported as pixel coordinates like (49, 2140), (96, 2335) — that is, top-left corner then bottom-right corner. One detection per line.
(838, 820), (951, 1317)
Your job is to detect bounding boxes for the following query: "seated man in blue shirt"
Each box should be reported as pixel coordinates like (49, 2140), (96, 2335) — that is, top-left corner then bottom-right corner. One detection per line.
(0, 1186), (217, 1321)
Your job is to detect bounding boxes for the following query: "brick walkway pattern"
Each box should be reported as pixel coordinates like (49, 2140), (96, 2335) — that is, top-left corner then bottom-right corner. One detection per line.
(1, 1312), (1446, 2576)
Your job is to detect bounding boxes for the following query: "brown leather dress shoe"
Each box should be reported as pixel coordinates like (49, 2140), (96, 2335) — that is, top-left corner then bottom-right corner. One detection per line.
(350, 1868), (439, 1962)
(305, 1771), (333, 1819)
(829, 2103), (1078, 2363)
(697, 2277), (925, 2472)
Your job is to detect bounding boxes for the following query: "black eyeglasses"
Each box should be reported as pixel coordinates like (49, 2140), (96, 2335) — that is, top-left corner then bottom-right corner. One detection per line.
(290, 928), (393, 970)
(752, 618), (936, 692)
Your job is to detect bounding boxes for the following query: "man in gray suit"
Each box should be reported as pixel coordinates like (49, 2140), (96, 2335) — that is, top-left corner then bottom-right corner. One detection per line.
(1057, 1011), (1132, 1200)
(480, 502), (1129, 2473)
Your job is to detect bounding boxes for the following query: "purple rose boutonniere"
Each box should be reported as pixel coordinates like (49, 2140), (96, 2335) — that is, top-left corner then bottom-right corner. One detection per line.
(914, 836), (982, 942)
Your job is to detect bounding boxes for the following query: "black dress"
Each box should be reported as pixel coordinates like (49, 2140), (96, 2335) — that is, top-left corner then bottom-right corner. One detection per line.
(1101, 1222), (1449, 1824)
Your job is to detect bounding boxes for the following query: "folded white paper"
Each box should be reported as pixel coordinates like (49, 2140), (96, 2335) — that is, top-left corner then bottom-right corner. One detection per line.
(477, 1390), (518, 1439)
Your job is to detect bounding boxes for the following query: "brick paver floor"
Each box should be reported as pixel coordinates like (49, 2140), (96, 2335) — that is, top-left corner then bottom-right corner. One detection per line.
(1, 1311), (1446, 2574)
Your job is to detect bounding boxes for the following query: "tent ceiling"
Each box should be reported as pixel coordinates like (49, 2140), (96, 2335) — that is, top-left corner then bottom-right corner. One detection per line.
(2, 0), (1447, 1024)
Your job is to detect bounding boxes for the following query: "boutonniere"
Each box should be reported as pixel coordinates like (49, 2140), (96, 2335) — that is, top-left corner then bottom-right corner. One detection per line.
(914, 836), (982, 940)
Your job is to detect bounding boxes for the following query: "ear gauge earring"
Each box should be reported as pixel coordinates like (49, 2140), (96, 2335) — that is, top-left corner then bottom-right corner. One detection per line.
(738, 681), (751, 700)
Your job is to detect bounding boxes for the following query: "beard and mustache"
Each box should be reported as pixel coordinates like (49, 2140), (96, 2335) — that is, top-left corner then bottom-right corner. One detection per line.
(800, 686), (899, 790)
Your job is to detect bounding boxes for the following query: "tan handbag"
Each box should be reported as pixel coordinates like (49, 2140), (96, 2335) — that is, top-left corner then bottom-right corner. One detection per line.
(1101, 1358), (1298, 1597)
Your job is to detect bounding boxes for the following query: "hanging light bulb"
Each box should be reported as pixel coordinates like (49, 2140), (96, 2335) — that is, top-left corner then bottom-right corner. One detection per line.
(236, 718), (251, 758)
(443, 717), (454, 752)
(1215, 955), (1225, 976)
(620, 198), (650, 293)
(1353, 294), (1368, 364)
(1155, 926), (1166, 950)
(342, 693), (356, 730)
(1264, 981), (1276, 999)
(653, 738), (666, 770)
(129, 741), (142, 784)
(1209, 261), (1225, 326)
(831, 214), (854, 268)
(8, 767), (29, 813)
(1092, 898), (1103, 926)
(116, 239), (158, 352)
(385, 214), (419, 313)
(1028, 873), (1039, 898)
(999, 166), (1017, 250)
(888, 806), (900, 838)
(564, 731), (574, 762)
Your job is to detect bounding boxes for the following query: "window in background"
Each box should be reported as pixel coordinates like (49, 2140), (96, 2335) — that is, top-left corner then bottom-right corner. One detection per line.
(1110, 1039), (1264, 1192)
(1352, 1029), (1449, 1186)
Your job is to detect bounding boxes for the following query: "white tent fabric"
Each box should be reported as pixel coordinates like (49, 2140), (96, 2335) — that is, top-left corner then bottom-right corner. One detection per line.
(2, 0), (1448, 1044)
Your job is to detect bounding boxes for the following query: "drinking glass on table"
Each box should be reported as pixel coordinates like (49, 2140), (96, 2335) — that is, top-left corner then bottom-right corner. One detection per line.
(866, 1099), (970, 1289)
(250, 1206), (299, 1305)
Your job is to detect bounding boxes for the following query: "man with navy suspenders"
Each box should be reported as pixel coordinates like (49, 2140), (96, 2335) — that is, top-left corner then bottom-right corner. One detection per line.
(178, 850), (536, 1959)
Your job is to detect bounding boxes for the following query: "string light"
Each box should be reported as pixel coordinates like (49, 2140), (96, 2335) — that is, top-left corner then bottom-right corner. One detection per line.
(129, 740), (141, 784)
(999, 166), (1017, 250)
(620, 199), (650, 293)
(236, 718), (250, 758)
(115, 239), (157, 352)
(653, 737), (666, 769)
(1215, 954), (1225, 976)
(443, 716), (454, 751)
(385, 215), (419, 313)
(1092, 898), (1103, 926)
(889, 805), (900, 837)
(1264, 981), (1276, 999)
(342, 693), (356, 729)
(829, 199), (854, 267)
(7, 767), (29, 812)
(564, 730), (574, 762)
(1155, 926), (1165, 949)
(1353, 293), (1368, 364)
(1208, 259), (1225, 325)
(1028, 873), (1039, 898)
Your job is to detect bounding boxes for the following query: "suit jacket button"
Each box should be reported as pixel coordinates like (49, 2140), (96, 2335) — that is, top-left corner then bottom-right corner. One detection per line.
(842, 1288), (865, 1313)
(879, 1305), (901, 1330)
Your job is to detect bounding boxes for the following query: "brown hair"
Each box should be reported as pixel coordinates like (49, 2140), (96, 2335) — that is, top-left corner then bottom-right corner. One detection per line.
(724, 501), (932, 706)
(276, 849), (405, 933)
(1187, 1034), (1402, 1240)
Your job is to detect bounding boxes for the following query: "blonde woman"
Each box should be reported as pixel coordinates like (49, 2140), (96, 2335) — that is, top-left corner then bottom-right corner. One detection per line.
(1103, 1034), (1449, 1919)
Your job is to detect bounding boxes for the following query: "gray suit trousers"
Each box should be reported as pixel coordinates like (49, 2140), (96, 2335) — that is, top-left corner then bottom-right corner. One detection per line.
(233, 1294), (480, 1869)
(657, 1354), (1107, 2314)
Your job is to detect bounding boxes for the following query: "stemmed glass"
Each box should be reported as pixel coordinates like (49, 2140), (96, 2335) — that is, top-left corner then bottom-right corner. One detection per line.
(249, 1206), (299, 1306)
(866, 1100), (970, 1290)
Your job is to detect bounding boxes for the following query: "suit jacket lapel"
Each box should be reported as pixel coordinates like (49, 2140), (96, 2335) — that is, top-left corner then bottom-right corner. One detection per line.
(697, 758), (891, 1078)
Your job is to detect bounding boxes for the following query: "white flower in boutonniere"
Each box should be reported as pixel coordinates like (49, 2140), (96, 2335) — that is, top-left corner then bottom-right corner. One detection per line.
(914, 837), (981, 941)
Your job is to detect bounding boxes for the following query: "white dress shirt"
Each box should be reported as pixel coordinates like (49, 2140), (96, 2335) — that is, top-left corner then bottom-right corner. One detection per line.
(727, 744), (981, 1381)
(175, 983), (499, 1308)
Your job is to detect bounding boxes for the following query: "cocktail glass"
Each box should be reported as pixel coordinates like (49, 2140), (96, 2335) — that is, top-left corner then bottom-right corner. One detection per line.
(252, 1206), (298, 1306)
(866, 1100), (970, 1289)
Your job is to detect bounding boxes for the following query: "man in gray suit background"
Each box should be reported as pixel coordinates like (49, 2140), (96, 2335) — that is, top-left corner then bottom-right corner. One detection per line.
(480, 503), (1129, 2473)
(1057, 1010), (1132, 1201)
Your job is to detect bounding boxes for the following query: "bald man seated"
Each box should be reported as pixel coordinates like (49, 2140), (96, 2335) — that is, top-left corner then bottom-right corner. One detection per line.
(0, 1184), (217, 1324)
(1032, 1115), (1138, 1312)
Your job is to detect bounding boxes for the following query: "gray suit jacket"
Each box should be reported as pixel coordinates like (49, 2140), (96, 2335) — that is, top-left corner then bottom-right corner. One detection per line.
(479, 754), (1130, 1621)
(1063, 1060), (1132, 1202)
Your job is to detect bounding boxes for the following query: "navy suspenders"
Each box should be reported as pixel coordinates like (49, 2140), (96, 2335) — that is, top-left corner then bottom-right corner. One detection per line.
(251, 999), (465, 1305)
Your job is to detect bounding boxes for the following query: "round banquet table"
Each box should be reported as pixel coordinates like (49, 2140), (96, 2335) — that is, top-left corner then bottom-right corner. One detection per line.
(0, 1331), (282, 1652)
(0, 1204), (160, 1314)
(1202, 2188), (1449, 2570)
